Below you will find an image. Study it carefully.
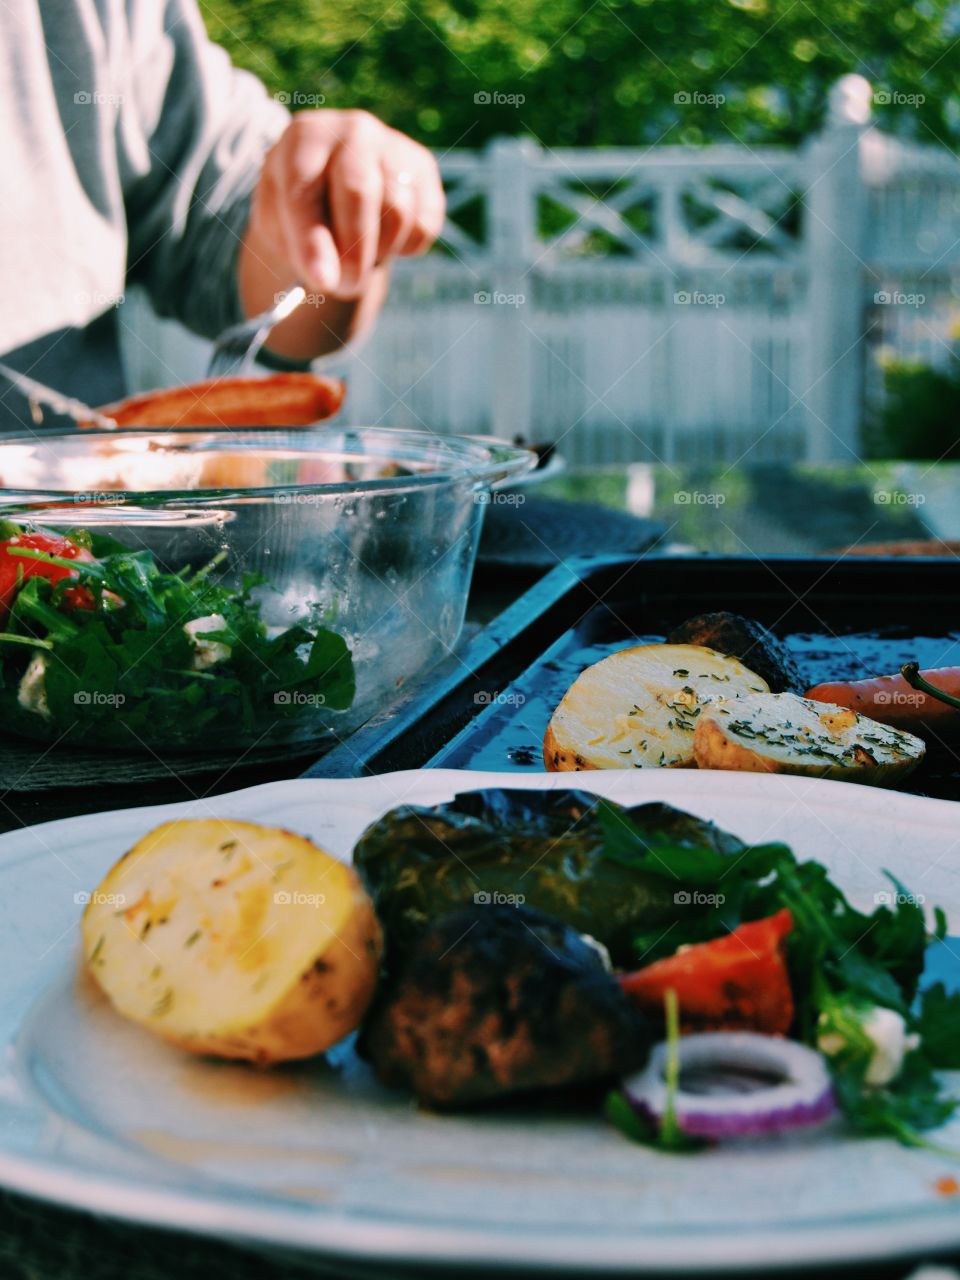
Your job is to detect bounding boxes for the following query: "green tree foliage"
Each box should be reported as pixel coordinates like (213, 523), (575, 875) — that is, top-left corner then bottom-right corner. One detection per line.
(200, 0), (958, 149)
(867, 358), (960, 459)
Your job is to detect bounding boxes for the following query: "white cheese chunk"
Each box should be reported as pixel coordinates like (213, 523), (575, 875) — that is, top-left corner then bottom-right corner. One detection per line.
(183, 614), (231, 670)
(17, 652), (51, 719)
(861, 1006), (920, 1087)
(818, 1004), (919, 1087)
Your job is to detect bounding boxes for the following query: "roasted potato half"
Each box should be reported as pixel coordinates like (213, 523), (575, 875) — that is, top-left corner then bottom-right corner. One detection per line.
(544, 643), (769, 771)
(694, 692), (925, 786)
(82, 818), (382, 1064)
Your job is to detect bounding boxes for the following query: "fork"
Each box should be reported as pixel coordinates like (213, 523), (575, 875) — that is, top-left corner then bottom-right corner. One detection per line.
(206, 285), (307, 379)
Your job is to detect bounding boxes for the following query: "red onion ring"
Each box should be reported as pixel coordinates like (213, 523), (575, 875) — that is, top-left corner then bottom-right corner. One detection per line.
(622, 1032), (836, 1140)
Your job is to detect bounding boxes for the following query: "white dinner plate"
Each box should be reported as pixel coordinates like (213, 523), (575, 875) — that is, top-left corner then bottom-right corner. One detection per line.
(1, 768), (960, 1274)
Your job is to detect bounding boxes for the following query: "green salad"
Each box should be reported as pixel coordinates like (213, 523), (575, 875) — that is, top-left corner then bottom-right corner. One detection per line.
(0, 524), (355, 750)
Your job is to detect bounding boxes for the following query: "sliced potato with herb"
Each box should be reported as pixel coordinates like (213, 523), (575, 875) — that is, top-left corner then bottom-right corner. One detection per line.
(543, 643), (769, 771)
(82, 818), (382, 1064)
(693, 692), (925, 786)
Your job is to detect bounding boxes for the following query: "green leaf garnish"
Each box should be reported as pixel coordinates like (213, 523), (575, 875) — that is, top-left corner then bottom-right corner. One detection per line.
(0, 530), (355, 749)
(601, 799), (959, 1149)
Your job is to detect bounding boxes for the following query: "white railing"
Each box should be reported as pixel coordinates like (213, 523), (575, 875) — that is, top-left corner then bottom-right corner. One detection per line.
(120, 76), (960, 464)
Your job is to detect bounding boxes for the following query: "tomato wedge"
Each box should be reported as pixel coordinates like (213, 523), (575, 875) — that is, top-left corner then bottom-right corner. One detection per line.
(0, 532), (94, 618)
(619, 908), (795, 1036)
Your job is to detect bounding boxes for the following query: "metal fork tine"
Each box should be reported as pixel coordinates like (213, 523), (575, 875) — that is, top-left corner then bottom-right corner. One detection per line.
(206, 285), (307, 380)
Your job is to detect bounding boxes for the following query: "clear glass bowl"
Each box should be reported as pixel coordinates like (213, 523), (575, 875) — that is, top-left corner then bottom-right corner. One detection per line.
(0, 428), (534, 753)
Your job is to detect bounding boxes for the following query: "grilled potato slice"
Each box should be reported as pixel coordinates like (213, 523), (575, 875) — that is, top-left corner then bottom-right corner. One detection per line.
(544, 644), (769, 771)
(82, 818), (382, 1064)
(694, 692), (925, 786)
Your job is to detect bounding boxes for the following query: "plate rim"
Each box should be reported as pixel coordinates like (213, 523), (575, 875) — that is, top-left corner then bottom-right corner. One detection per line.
(1, 1144), (960, 1275)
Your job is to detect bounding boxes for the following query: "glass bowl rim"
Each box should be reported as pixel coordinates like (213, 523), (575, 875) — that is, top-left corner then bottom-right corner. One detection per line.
(0, 425), (537, 503)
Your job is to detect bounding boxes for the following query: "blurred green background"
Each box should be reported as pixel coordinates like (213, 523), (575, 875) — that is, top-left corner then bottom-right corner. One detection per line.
(200, 0), (959, 149)
(198, 0), (960, 460)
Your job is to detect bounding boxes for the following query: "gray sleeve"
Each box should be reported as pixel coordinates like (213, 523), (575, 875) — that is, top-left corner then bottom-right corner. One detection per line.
(119, 0), (290, 339)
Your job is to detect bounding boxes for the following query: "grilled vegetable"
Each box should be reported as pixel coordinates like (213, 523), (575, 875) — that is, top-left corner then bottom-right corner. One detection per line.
(92, 373), (345, 428)
(693, 692), (925, 786)
(360, 903), (651, 1109)
(353, 788), (748, 966)
(543, 643), (769, 771)
(901, 663), (960, 714)
(806, 666), (960, 738)
(82, 818), (382, 1064)
(620, 909), (795, 1035)
(667, 611), (804, 694)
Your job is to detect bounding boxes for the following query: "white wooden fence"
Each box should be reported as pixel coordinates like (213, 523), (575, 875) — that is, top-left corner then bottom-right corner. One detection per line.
(120, 75), (960, 465)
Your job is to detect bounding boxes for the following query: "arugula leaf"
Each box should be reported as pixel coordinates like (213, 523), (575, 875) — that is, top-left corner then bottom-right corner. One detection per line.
(599, 799), (789, 886)
(832, 1050), (957, 1146)
(834, 951), (908, 1016)
(0, 535), (355, 750)
(917, 983), (960, 1069)
(11, 576), (82, 644)
(303, 628), (355, 709)
(43, 628), (121, 722)
(604, 1089), (658, 1145)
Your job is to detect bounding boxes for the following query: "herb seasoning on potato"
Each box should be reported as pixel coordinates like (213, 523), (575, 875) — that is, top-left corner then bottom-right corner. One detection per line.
(82, 818), (382, 1064)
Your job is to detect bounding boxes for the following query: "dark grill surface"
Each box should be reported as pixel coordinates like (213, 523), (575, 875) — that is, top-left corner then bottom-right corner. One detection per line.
(309, 554), (960, 799)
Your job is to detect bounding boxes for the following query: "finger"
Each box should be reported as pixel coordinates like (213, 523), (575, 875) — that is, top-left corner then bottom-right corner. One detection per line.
(397, 160), (446, 257)
(250, 152), (307, 274)
(326, 124), (384, 297)
(378, 164), (417, 262)
(275, 181), (338, 294)
(299, 221), (341, 295)
(276, 117), (340, 291)
(246, 157), (288, 269)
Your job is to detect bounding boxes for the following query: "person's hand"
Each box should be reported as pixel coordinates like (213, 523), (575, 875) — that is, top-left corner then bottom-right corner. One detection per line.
(246, 109), (445, 301)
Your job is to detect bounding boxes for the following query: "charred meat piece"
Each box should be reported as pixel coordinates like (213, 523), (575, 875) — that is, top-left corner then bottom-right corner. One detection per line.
(360, 903), (651, 1109)
(667, 612), (804, 693)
